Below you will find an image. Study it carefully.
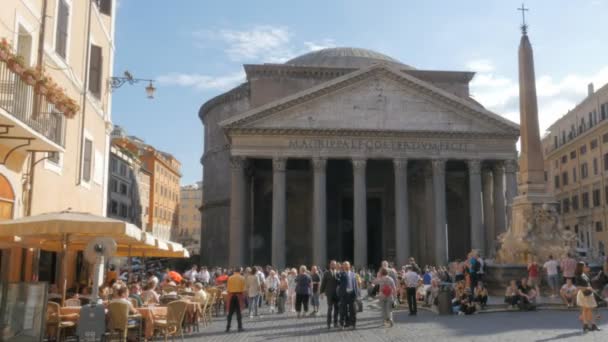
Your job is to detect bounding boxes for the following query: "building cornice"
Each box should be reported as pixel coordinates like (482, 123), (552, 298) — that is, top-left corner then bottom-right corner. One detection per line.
(545, 119), (608, 159)
(226, 127), (517, 140)
(198, 83), (250, 122)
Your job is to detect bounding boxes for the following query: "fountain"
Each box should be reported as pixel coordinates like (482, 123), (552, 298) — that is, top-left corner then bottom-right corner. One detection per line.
(485, 16), (577, 290)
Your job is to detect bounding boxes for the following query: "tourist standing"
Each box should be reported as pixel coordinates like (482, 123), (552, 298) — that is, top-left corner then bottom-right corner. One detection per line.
(277, 272), (288, 314)
(295, 265), (312, 318)
(404, 265), (420, 316)
(287, 268), (297, 313)
(185, 265), (198, 283)
(543, 255), (560, 298)
(561, 253), (577, 282)
(225, 267), (245, 332)
(320, 260), (340, 329)
(245, 268), (262, 318)
(575, 262), (601, 332)
(374, 268), (396, 327)
(468, 251), (480, 291)
(310, 266), (321, 316)
(265, 270), (279, 313)
(527, 259), (540, 295)
(337, 261), (358, 329)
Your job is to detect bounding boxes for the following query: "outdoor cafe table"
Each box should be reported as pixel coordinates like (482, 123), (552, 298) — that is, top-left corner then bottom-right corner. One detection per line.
(137, 302), (200, 339)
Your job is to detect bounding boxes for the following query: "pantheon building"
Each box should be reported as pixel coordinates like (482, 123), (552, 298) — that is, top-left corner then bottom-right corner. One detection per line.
(199, 48), (520, 269)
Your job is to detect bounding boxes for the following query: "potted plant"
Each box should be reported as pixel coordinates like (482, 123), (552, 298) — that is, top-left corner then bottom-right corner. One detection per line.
(35, 74), (49, 95)
(21, 67), (38, 86)
(63, 98), (79, 118)
(55, 95), (68, 113)
(0, 38), (11, 62)
(7, 54), (25, 75)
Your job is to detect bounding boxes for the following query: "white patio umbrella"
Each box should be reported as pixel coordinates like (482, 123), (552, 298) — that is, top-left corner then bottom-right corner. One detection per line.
(0, 211), (153, 304)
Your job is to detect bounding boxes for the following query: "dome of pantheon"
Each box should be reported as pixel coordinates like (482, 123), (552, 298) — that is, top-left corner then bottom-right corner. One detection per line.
(285, 47), (414, 69)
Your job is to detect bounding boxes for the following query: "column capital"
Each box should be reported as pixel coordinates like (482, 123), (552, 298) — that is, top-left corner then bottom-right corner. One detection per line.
(352, 158), (367, 171)
(492, 161), (505, 175)
(431, 159), (446, 175)
(504, 159), (518, 173)
(230, 156), (246, 170)
(393, 158), (408, 171)
(468, 159), (482, 174)
(273, 157), (287, 172)
(311, 157), (327, 171)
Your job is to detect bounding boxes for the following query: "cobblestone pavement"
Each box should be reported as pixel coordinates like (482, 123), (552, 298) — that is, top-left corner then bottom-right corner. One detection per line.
(186, 300), (608, 342)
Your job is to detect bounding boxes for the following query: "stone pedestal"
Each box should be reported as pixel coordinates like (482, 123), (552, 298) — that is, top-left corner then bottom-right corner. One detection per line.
(496, 192), (576, 264)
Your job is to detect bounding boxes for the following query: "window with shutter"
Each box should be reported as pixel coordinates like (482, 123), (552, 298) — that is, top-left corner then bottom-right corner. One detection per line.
(98, 0), (112, 16)
(88, 45), (103, 98)
(55, 0), (69, 59)
(83, 139), (93, 182)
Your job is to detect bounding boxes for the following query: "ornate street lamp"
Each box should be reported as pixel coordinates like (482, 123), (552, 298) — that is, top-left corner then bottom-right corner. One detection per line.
(109, 70), (156, 99)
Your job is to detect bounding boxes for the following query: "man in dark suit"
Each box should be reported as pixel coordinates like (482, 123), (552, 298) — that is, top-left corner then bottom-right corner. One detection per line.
(320, 260), (340, 329)
(337, 261), (358, 329)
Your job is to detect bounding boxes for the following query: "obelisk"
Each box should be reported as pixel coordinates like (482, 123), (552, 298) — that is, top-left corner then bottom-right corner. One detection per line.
(517, 24), (546, 197)
(494, 9), (575, 264)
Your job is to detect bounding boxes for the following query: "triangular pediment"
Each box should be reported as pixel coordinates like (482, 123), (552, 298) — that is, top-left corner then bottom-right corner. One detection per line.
(220, 64), (519, 136)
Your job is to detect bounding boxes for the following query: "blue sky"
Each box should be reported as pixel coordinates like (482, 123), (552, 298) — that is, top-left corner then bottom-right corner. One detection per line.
(111, 0), (608, 184)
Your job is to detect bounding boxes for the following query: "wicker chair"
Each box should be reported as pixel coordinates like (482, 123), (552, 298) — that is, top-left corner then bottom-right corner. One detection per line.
(205, 293), (217, 321)
(205, 287), (222, 316)
(46, 301), (76, 341)
(107, 301), (142, 342)
(64, 298), (81, 307)
(159, 294), (181, 306)
(199, 296), (211, 327)
(129, 297), (139, 308)
(153, 300), (188, 342)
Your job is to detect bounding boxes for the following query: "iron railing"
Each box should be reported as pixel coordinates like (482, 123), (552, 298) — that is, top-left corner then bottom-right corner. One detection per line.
(0, 60), (65, 147)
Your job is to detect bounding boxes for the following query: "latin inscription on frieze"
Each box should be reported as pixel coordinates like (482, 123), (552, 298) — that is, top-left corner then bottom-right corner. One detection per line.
(287, 138), (467, 154)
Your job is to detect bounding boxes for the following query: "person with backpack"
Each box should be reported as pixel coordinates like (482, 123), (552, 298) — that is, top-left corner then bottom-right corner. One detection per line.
(373, 267), (397, 327)
(468, 251), (481, 292)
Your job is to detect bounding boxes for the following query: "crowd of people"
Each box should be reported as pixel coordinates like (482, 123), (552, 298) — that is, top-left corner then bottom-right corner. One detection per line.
(55, 251), (608, 334)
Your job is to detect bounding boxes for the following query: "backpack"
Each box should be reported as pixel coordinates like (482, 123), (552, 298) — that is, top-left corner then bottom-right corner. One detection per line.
(381, 284), (392, 297)
(473, 259), (480, 273)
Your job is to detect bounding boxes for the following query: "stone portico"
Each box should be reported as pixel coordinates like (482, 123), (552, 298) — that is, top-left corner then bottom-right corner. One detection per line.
(199, 48), (520, 269)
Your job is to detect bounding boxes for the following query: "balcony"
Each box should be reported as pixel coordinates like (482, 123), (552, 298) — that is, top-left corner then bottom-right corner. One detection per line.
(0, 59), (65, 156)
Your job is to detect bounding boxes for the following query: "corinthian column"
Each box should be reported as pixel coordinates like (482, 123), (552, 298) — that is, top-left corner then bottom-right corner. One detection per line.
(493, 162), (507, 237)
(468, 159), (484, 253)
(272, 158), (287, 269)
(482, 169), (495, 255)
(312, 158), (327, 267)
(394, 158), (409, 267)
(352, 158), (367, 268)
(432, 159), (448, 265)
(229, 156), (247, 267)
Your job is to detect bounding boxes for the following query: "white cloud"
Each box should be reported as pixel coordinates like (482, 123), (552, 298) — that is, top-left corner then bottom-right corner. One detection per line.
(156, 71), (245, 92)
(303, 39), (337, 52)
(165, 26), (337, 92)
(194, 25), (337, 63)
(195, 25), (294, 63)
(465, 59), (495, 73)
(468, 59), (608, 133)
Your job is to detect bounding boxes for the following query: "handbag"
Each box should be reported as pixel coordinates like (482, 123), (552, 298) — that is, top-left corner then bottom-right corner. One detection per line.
(356, 299), (363, 312)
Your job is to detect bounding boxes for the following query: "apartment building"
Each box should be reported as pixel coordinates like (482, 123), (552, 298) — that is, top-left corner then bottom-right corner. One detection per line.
(177, 182), (202, 255)
(107, 145), (142, 226)
(111, 127), (181, 241)
(0, 0), (115, 282)
(542, 82), (608, 258)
